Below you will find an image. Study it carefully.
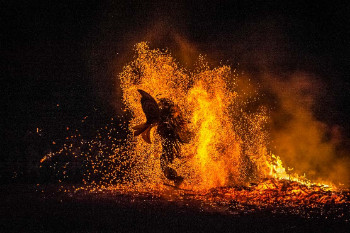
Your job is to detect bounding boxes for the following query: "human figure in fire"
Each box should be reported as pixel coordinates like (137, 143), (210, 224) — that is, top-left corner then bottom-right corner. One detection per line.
(133, 89), (191, 187)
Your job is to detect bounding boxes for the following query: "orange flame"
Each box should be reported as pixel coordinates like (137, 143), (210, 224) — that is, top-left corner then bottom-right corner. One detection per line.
(119, 42), (324, 190)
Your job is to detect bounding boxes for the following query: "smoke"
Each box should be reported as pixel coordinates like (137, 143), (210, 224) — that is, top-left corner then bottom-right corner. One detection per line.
(216, 17), (350, 185)
(265, 73), (350, 185)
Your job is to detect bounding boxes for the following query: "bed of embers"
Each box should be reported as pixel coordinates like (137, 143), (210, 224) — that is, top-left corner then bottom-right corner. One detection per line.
(51, 178), (349, 223)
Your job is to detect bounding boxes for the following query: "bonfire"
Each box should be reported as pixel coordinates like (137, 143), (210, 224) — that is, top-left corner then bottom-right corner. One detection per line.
(40, 42), (350, 221)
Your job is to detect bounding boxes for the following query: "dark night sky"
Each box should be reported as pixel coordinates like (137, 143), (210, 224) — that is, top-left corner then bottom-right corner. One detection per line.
(3, 1), (350, 160)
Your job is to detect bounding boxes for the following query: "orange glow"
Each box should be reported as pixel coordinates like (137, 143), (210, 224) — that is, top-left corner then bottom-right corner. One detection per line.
(39, 42), (348, 210)
(119, 42), (333, 191)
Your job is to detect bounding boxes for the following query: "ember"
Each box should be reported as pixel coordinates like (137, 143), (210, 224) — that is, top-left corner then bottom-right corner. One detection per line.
(40, 42), (350, 220)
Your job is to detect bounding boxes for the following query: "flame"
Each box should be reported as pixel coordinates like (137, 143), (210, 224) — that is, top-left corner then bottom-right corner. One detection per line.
(119, 42), (323, 190)
(37, 42), (350, 219)
(40, 42), (341, 195)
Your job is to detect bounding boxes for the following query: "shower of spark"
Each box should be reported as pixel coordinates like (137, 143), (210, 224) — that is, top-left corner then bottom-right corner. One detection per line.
(119, 42), (333, 191)
(40, 42), (345, 204)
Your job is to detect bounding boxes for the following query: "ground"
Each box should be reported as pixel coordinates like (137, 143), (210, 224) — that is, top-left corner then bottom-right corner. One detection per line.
(1, 184), (349, 233)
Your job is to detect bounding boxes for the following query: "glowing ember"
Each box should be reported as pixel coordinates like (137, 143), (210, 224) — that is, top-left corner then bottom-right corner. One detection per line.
(39, 42), (349, 218)
(119, 42), (333, 190)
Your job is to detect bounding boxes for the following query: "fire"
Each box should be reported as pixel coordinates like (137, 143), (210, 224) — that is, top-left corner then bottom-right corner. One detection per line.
(39, 42), (349, 216)
(119, 42), (330, 190)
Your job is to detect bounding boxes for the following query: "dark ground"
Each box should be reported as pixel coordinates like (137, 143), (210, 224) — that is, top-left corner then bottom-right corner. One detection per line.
(1, 184), (349, 233)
